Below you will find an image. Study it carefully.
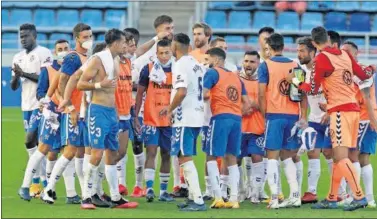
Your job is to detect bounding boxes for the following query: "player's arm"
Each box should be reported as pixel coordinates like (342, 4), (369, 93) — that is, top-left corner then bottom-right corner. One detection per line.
(134, 32), (169, 58)
(10, 75), (20, 91)
(257, 62), (268, 117)
(300, 92), (308, 121)
(62, 70), (83, 106)
(134, 65), (149, 116)
(346, 51), (376, 80)
(361, 87), (377, 130)
(77, 57), (101, 90)
(36, 67), (49, 101)
(203, 69), (219, 101)
(12, 63), (39, 82)
(58, 53), (80, 97)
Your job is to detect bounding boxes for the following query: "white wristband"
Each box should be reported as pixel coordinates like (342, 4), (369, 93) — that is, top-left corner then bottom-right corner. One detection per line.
(94, 82), (101, 89)
(44, 95), (51, 101)
(153, 36), (158, 43)
(292, 77), (301, 87)
(67, 105), (75, 112)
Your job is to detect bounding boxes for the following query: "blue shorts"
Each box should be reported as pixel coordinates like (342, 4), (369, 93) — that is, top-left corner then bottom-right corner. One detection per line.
(357, 122), (377, 154)
(265, 118), (300, 151)
(39, 102), (61, 151)
(60, 113), (84, 147)
(23, 109), (42, 133)
(143, 125), (171, 151)
(88, 103), (119, 151)
(171, 127), (200, 156)
(201, 126), (209, 152)
(129, 117), (143, 142)
(309, 122), (332, 149)
(240, 133), (265, 157)
(119, 119), (131, 133)
(205, 116), (242, 157)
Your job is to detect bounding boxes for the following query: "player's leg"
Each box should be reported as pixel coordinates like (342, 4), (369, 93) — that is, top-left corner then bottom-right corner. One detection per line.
(200, 126), (213, 200)
(74, 119), (87, 195)
(293, 155), (303, 195)
(220, 159), (229, 202)
(117, 120), (130, 196)
(144, 125), (159, 202)
(237, 133), (251, 203)
(303, 148), (321, 203)
(358, 123), (376, 208)
(249, 134), (265, 204)
(130, 116), (146, 197)
(313, 112), (366, 211)
(205, 118), (227, 208)
(174, 127), (206, 211)
(158, 127), (174, 202)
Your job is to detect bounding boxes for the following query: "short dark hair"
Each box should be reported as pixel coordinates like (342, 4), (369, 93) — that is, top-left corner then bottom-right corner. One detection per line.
(19, 23), (37, 37)
(154, 15), (173, 29)
(93, 42), (107, 54)
(258, 27), (274, 36)
(297, 37), (317, 54)
(265, 33), (284, 52)
(157, 39), (171, 48)
(73, 23), (91, 38)
(124, 28), (140, 44)
(244, 50), (260, 59)
(105, 28), (126, 45)
(55, 39), (69, 46)
(124, 31), (135, 43)
(343, 40), (358, 51)
(206, 47), (226, 60)
(327, 30), (341, 48)
(311, 26), (328, 45)
(173, 33), (190, 46)
(210, 37), (225, 48)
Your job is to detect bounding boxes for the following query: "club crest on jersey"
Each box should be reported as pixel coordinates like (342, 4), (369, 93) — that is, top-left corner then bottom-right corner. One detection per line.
(343, 70), (352, 85)
(29, 55), (35, 62)
(278, 79), (290, 96)
(226, 86), (239, 102)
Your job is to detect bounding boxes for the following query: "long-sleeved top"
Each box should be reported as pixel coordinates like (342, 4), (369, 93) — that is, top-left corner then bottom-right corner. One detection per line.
(36, 60), (61, 100)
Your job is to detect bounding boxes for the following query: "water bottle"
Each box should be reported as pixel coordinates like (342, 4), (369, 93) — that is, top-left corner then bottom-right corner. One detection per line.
(289, 68), (305, 102)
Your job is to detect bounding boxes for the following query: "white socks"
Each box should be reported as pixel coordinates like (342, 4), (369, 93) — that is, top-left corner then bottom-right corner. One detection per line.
(145, 168), (156, 191)
(159, 172), (170, 196)
(83, 163), (98, 199)
(251, 161), (264, 197)
(361, 164), (374, 202)
(96, 157), (105, 196)
(283, 158), (299, 198)
(40, 156), (47, 183)
(75, 157), (84, 192)
(206, 160), (222, 199)
(220, 175), (229, 198)
(172, 156), (180, 188)
(134, 153), (145, 188)
(45, 155), (70, 192)
(83, 154), (91, 176)
(22, 150), (45, 188)
(26, 147), (41, 182)
(228, 165), (239, 202)
(46, 159), (57, 180)
(62, 159), (77, 197)
(105, 164), (121, 201)
(116, 154), (127, 186)
(238, 166), (245, 193)
(181, 161), (204, 205)
(204, 175), (212, 195)
(307, 159), (321, 194)
(295, 160), (303, 194)
(267, 159), (279, 199)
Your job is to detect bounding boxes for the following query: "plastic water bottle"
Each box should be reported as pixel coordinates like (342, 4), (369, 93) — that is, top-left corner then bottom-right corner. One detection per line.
(289, 68), (305, 102)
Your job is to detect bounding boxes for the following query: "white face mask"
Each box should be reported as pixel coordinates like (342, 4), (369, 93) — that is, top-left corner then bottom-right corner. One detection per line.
(81, 40), (93, 50)
(124, 53), (133, 59)
(56, 51), (68, 62)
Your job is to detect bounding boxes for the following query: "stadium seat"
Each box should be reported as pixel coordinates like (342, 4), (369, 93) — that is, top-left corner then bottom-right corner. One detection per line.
(360, 2), (377, 12)
(81, 9), (103, 27)
(324, 12), (347, 31)
(253, 11), (275, 29)
(108, 1), (129, 9)
(349, 13), (370, 32)
(37, 33), (48, 48)
(205, 11), (227, 29)
(318, 1), (335, 10)
(284, 37), (294, 44)
(370, 38), (377, 46)
(49, 33), (72, 49)
(37, 2), (62, 8)
(301, 12), (323, 31)
(61, 1), (86, 8)
(13, 2), (38, 7)
(247, 36), (258, 44)
(2, 9), (10, 26)
(335, 1), (360, 11)
(1, 2), (14, 7)
(208, 1), (234, 10)
(57, 10), (79, 27)
(105, 10), (126, 28)
(34, 9), (56, 27)
(277, 12), (299, 31)
(97, 33), (105, 41)
(228, 11), (251, 29)
(2, 33), (18, 49)
(345, 38), (366, 47)
(86, 1), (110, 8)
(373, 16), (377, 31)
(225, 35), (245, 52)
(9, 9), (33, 26)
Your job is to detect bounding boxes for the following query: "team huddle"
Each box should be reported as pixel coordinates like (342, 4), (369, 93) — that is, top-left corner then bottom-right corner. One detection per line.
(13, 14), (376, 212)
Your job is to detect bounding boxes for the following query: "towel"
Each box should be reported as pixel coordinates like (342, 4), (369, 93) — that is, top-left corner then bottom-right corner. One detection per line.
(42, 107), (59, 130)
(149, 58), (173, 85)
(95, 49), (115, 79)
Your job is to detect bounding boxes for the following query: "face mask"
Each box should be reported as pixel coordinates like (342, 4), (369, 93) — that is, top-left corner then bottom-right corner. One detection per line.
(56, 51), (68, 62)
(81, 40), (93, 50)
(124, 53), (133, 59)
(158, 58), (173, 68)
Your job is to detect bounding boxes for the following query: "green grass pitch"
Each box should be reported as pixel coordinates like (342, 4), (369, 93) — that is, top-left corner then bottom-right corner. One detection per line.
(2, 107), (377, 218)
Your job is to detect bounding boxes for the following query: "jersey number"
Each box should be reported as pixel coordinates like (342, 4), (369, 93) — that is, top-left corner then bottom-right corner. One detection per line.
(198, 77), (203, 101)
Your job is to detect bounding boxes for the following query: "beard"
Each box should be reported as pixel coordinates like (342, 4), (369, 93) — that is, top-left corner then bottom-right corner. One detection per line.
(195, 40), (205, 49)
(299, 57), (311, 65)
